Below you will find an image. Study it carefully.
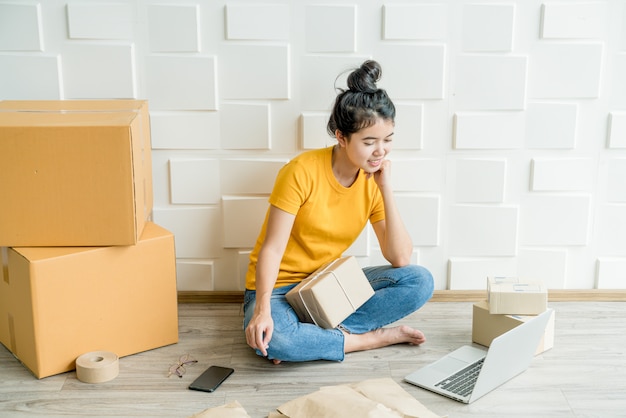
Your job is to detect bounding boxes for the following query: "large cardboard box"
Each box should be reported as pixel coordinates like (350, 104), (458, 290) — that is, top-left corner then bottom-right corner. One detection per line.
(487, 276), (548, 314)
(0, 100), (153, 246)
(472, 300), (554, 355)
(0, 222), (178, 379)
(286, 256), (374, 329)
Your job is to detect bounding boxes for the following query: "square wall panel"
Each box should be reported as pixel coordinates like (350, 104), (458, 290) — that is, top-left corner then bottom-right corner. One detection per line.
(153, 207), (222, 258)
(344, 227), (370, 258)
(145, 55), (217, 110)
(0, 3), (42, 50)
(610, 54), (626, 109)
(0, 55), (61, 99)
(529, 43), (603, 99)
(220, 44), (289, 99)
(226, 4), (289, 40)
(62, 44), (136, 99)
(391, 159), (442, 192)
(449, 206), (518, 256)
(220, 159), (287, 194)
(526, 102), (577, 149)
(222, 197), (268, 248)
(306, 5), (356, 52)
(376, 44), (446, 100)
(607, 159), (626, 202)
(220, 103), (270, 149)
(396, 195), (440, 246)
(148, 4), (199, 52)
(176, 260), (214, 291)
(67, 3), (133, 40)
(596, 205), (626, 256)
(169, 158), (220, 205)
(454, 112), (525, 149)
(394, 104), (424, 149)
(517, 249), (567, 289)
(454, 55), (527, 110)
(448, 258), (517, 290)
(151, 111), (220, 150)
(541, 3), (607, 39)
(455, 159), (506, 203)
(608, 112), (626, 148)
(301, 112), (333, 149)
(596, 258), (626, 289)
(462, 4), (515, 52)
(237, 251), (252, 291)
(383, 4), (447, 40)
(520, 195), (591, 246)
(531, 158), (594, 192)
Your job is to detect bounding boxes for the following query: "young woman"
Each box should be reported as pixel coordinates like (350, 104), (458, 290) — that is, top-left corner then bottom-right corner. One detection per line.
(243, 60), (434, 363)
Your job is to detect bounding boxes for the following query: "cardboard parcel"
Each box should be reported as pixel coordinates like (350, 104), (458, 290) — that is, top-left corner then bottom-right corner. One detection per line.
(487, 276), (548, 315)
(286, 256), (374, 329)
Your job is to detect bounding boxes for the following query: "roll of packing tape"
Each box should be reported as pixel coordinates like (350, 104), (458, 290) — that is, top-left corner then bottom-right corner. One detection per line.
(76, 351), (119, 383)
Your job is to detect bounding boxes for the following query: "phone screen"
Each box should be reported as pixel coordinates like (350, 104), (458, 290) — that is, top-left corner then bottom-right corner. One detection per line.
(188, 365), (234, 393)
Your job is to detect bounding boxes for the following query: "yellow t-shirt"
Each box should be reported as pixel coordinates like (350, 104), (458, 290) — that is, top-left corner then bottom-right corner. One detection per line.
(245, 146), (385, 290)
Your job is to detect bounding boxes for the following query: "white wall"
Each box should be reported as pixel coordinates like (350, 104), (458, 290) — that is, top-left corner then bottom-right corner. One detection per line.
(1, 0), (625, 291)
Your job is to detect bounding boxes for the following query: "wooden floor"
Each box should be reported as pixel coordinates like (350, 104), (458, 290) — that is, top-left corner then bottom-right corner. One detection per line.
(1, 301), (625, 418)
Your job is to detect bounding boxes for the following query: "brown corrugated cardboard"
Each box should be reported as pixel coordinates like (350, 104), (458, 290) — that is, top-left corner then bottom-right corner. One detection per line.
(0, 100), (153, 246)
(487, 276), (548, 314)
(472, 300), (554, 355)
(286, 256), (374, 329)
(0, 222), (178, 379)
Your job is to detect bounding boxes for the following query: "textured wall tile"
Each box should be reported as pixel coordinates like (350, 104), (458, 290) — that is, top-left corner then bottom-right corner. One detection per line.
(376, 44), (445, 99)
(220, 103), (270, 149)
(392, 159), (442, 192)
(596, 205), (626, 255)
(394, 104), (424, 149)
(449, 206), (518, 256)
(448, 258), (517, 290)
(151, 111), (220, 150)
(237, 251), (252, 291)
(462, 4), (515, 52)
(301, 112), (333, 149)
(220, 44), (289, 99)
(608, 112), (626, 148)
(526, 102), (578, 149)
(344, 227), (370, 257)
(531, 158), (594, 191)
(454, 112), (525, 149)
(382, 4), (447, 40)
(0, 3), (42, 50)
(176, 260), (214, 291)
(145, 55), (217, 110)
(62, 44), (135, 99)
(169, 158), (220, 204)
(222, 196), (268, 248)
(541, 2), (607, 39)
(454, 55), (526, 110)
(610, 54), (626, 108)
(596, 258), (626, 289)
(396, 195), (440, 246)
(455, 159), (506, 203)
(67, 3), (133, 40)
(529, 43), (603, 98)
(220, 159), (287, 194)
(520, 196), (591, 246)
(225, 4), (289, 40)
(148, 5), (199, 52)
(607, 158), (626, 202)
(153, 207), (221, 258)
(518, 249), (567, 289)
(306, 5), (356, 52)
(0, 55), (61, 99)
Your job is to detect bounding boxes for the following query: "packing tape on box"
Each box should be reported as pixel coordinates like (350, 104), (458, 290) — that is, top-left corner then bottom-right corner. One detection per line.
(76, 351), (119, 383)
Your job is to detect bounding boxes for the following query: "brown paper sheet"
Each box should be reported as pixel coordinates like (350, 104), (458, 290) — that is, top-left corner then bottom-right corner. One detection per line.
(187, 400), (251, 418)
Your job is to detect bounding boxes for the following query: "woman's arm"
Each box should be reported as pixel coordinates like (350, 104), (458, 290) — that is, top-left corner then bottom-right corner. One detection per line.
(245, 205), (296, 356)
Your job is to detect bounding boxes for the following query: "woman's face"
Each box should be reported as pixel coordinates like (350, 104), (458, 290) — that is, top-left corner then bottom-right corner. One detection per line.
(342, 118), (394, 174)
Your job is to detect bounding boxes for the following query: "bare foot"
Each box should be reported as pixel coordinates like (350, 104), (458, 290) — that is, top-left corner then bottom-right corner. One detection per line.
(343, 325), (426, 354)
(272, 359), (282, 365)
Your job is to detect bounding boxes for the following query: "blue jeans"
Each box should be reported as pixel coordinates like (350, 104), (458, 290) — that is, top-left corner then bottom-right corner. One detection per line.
(243, 264), (434, 362)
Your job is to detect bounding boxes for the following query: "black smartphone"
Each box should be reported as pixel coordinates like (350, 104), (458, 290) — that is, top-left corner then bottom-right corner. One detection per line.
(188, 365), (234, 393)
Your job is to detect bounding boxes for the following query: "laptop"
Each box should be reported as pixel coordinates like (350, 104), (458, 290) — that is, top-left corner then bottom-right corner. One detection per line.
(404, 308), (553, 404)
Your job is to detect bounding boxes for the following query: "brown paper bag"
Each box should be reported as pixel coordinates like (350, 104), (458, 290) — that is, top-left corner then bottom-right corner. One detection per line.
(187, 400), (251, 418)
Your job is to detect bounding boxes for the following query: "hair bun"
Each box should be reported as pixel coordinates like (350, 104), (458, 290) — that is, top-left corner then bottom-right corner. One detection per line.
(346, 60), (382, 93)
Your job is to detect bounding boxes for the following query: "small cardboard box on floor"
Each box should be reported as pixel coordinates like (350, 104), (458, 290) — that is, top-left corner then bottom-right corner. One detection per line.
(487, 276), (548, 314)
(0, 99), (153, 247)
(286, 256), (374, 329)
(0, 222), (178, 379)
(472, 300), (555, 355)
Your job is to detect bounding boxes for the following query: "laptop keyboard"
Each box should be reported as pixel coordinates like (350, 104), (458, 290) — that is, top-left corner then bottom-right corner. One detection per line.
(435, 358), (485, 397)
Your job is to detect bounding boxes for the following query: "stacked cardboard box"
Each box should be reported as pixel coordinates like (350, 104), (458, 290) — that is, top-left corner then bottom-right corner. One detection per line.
(0, 100), (178, 378)
(472, 277), (554, 355)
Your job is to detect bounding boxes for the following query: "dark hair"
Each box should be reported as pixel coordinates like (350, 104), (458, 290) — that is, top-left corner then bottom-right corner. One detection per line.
(326, 60), (395, 138)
